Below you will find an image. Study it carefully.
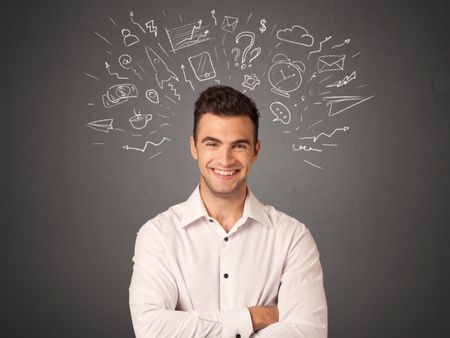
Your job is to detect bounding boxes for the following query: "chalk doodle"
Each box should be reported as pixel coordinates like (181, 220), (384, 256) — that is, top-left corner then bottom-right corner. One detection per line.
(276, 25), (314, 47)
(102, 83), (138, 108)
(268, 53), (305, 98)
(188, 52), (216, 81)
(145, 46), (179, 88)
(145, 89), (160, 104)
(221, 16), (239, 33)
(87, 119), (115, 133)
(166, 20), (210, 53)
(129, 109), (153, 130)
(85, 9), (374, 167)
(317, 55), (345, 73)
(234, 31), (261, 69)
(121, 29), (140, 47)
(145, 20), (157, 36)
(270, 101), (291, 125)
(242, 73), (261, 91)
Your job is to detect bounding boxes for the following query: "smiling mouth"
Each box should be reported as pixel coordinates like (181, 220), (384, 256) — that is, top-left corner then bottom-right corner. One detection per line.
(211, 168), (239, 177)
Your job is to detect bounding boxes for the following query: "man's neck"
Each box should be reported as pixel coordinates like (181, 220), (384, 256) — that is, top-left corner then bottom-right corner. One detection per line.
(199, 184), (247, 233)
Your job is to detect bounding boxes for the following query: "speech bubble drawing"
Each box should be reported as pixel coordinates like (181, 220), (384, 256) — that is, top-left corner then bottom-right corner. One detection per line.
(270, 101), (291, 125)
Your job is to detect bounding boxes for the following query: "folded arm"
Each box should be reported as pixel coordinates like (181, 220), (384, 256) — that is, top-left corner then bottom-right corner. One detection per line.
(129, 224), (254, 338)
(252, 227), (327, 337)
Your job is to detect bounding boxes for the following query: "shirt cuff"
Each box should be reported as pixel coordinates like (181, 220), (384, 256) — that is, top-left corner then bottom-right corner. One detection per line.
(222, 307), (253, 338)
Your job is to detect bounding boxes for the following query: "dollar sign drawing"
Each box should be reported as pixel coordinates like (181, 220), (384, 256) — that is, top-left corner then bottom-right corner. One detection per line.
(117, 86), (127, 98)
(259, 18), (267, 33)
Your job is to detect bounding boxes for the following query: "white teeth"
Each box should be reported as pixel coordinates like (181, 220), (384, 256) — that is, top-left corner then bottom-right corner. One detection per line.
(213, 169), (236, 176)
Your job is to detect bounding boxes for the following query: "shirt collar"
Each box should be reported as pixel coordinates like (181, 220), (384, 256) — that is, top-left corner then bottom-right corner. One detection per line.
(179, 185), (273, 229)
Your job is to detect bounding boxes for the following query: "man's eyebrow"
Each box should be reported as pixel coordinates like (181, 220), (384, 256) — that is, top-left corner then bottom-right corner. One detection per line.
(201, 136), (222, 143)
(232, 139), (252, 145)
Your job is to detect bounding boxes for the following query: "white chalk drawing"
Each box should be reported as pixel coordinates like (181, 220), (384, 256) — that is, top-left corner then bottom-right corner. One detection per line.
(87, 119), (114, 133)
(259, 18), (267, 33)
(331, 38), (350, 49)
(308, 35), (332, 59)
(105, 62), (128, 79)
(221, 16), (239, 33)
(323, 95), (375, 117)
(121, 29), (140, 47)
(145, 89), (159, 104)
(242, 73), (261, 91)
(168, 83), (181, 100)
(145, 46), (179, 89)
(298, 127), (350, 143)
(85, 11), (375, 168)
(102, 83), (138, 108)
(118, 54), (142, 80)
(276, 25), (314, 47)
(130, 12), (146, 33)
(292, 144), (323, 152)
(181, 64), (195, 90)
(84, 72), (100, 81)
(211, 10), (217, 26)
(94, 31), (112, 45)
(304, 160), (323, 169)
(326, 71), (356, 88)
(270, 101), (291, 125)
(145, 20), (157, 36)
(129, 108), (153, 129)
(188, 52), (216, 81)
(166, 20), (210, 53)
(268, 53), (305, 98)
(317, 55), (345, 73)
(234, 31), (261, 69)
(122, 137), (171, 152)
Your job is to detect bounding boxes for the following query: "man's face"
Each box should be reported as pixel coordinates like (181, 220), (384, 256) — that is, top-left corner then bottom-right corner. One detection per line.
(190, 113), (260, 199)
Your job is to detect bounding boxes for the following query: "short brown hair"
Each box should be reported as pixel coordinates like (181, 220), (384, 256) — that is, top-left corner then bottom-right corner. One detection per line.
(193, 86), (260, 143)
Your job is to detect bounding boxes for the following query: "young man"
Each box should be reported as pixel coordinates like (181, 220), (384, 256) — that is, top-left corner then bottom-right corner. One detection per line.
(129, 86), (327, 337)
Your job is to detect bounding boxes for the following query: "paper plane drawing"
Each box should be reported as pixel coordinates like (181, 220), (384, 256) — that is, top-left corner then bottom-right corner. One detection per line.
(87, 119), (114, 133)
(323, 95), (374, 117)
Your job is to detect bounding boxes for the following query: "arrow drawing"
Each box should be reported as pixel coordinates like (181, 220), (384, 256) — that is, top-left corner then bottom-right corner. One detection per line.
(122, 137), (171, 152)
(298, 126), (349, 143)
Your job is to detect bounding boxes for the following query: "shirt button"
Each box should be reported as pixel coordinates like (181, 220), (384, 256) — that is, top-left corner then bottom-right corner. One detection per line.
(209, 219), (214, 223)
(236, 334), (241, 338)
(224, 237), (229, 241)
(224, 273), (229, 278)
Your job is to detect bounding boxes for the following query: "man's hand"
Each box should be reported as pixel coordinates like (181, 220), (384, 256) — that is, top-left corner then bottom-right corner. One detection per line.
(248, 306), (279, 332)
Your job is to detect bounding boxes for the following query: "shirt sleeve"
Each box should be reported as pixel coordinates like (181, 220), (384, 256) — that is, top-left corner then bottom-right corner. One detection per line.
(252, 226), (327, 338)
(129, 223), (254, 338)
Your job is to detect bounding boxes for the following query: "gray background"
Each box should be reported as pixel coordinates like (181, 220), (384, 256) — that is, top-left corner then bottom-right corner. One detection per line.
(2, 0), (449, 337)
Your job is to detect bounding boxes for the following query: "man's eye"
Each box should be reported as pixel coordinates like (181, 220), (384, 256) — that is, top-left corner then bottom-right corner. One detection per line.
(233, 144), (247, 150)
(206, 142), (217, 147)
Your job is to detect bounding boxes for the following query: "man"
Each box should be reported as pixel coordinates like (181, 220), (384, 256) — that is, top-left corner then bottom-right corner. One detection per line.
(129, 86), (327, 337)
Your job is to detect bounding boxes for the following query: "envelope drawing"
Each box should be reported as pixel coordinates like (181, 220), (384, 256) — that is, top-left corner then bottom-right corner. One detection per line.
(317, 55), (345, 73)
(221, 16), (239, 33)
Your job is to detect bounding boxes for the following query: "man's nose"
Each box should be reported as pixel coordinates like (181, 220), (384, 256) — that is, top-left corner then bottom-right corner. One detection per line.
(217, 147), (234, 166)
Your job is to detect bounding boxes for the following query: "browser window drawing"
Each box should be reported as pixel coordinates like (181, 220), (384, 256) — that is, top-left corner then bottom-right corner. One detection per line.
(317, 55), (345, 73)
(188, 52), (216, 81)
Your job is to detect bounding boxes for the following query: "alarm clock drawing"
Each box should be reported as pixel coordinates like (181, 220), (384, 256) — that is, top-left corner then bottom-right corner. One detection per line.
(268, 53), (306, 98)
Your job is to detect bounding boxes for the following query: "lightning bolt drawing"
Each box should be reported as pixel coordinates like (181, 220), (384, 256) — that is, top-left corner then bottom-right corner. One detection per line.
(298, 127), (350, 143)
(326, 71), (356, 88)
(168, 82), (181, 101)
(145, 20), (157, 36)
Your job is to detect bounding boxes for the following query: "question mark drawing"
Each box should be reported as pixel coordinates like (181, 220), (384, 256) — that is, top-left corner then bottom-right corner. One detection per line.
(235, 31), (261, 69)
(231, 47), (241, 67)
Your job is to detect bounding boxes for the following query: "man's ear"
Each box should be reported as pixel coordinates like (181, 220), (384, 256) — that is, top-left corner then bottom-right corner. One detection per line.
(253, 140), (260, 162)
(189, 136), (198, 160)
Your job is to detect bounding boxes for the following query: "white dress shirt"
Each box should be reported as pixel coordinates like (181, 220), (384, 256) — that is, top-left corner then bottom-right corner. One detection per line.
(129, 186), (327, 337)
